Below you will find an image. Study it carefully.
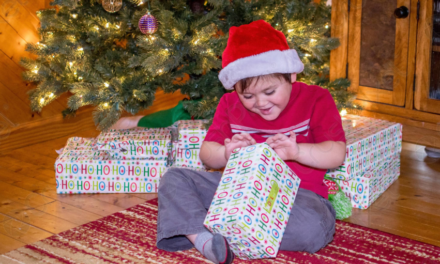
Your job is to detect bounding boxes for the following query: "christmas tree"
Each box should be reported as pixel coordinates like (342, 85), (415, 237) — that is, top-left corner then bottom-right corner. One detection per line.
(21, 0), (357, 131)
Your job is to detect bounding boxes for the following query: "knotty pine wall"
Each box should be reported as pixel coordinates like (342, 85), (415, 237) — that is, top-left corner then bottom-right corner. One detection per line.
(0, 0), (187, 153)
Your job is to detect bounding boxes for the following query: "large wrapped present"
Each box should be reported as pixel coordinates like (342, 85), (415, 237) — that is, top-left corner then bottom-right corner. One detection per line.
(326, 115), (402, 181)
(204, 143), (301, 260)
(325, 157), (400, 209)
(55, 137), (167, 194)
(173, 120), (208, 170)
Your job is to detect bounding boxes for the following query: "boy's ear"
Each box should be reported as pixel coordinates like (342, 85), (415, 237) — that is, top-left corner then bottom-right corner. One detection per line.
(291, 73), (297, 83)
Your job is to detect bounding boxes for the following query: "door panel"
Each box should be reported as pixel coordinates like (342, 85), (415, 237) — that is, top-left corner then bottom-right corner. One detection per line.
(348, 0), (410, 106)
(415, 0), (440, 114)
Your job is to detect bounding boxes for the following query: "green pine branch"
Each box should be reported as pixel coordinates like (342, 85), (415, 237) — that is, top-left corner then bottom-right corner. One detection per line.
(24, 0), (357, 130)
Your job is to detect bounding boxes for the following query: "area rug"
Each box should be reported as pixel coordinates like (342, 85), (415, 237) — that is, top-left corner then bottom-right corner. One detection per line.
(1, 199), (440, 264)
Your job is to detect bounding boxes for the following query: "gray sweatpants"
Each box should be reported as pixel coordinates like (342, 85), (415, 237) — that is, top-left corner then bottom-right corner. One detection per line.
(156, 168), (336, 254)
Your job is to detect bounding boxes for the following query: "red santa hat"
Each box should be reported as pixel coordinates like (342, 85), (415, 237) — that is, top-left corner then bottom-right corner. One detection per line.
(219, 20), (304, 90)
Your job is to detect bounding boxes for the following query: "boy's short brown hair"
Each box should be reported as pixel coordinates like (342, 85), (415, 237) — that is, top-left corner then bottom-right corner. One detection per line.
(234, 73), (292, 94)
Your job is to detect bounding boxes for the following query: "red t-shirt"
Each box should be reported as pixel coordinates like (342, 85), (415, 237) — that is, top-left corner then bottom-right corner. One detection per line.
(204, 81), (346, 199)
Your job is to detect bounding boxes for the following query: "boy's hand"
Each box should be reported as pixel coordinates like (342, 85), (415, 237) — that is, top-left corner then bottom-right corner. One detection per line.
(266, 131), (299, 161)
(224, 133), (256, 160)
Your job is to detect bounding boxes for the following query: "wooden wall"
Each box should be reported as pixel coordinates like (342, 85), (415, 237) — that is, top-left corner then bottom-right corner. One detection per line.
(0, 1), (53, 137)
(0, 0), (187, 153)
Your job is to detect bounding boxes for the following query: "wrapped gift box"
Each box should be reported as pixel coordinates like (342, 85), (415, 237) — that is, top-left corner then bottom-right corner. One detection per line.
(59, 137), (97, 153)
(95, 133), (172, 151)
(326, 115), (402, 181)
(59, 150), (109, 159)
(173, 120), (208, 170)
(55, 157), (167, 194)
(108, 150), (169, 161)
(204, 143), (301, 260)
(177, 120), (207, 149)
(174, 148), (205, 169)
(325, 157), (400, 209)
(94, 128), (173, 162)
(99, 127), (174, 137)
(55, 137), (168, 194)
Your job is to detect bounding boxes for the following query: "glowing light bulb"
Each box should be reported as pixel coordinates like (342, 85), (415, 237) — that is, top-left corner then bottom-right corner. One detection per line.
(95, 26), (99, 31)
(116, 25), (120, 29)
(138, 1), (144, 5)
(52, 55), (55, 58)
(106, 23), (109, 28)
(340, 109), (347, 117)
(78, 76), (83, 80)
(310, 38), (316, 42)
(151, 36), (155, 40)
(69, 62), (73, 67)
(158, 69), (163, 73)
(40, 98), (44, 103)
(325, 24), (329, 29)
(352, 120), (357, 127)
(288, 29), (294, 33)
(305, 54), (311, 57)
(49, 93), (54, 98)
(74, 72), (77, 75)
(78, 47), (83, 51)
(194, 39), (199, 44)
(72, 14), (78, 18)
(103, 103), (109, 107)
(104, 82), (109, 87)
(33, 70), (38, 73)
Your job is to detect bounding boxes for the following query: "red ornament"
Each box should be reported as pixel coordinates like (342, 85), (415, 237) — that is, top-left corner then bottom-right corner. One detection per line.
(138, 12), (157, 34)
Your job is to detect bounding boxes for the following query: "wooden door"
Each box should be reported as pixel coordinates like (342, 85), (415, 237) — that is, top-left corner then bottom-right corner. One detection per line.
(347, 0), (411, 106)
(414, 0), (440, 114)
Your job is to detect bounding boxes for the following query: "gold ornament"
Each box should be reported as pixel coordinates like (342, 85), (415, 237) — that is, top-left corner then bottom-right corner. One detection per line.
(102, 0), (123, 13)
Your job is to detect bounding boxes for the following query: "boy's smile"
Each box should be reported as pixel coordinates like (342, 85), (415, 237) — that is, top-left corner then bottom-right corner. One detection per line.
(235, 73), (296, 121)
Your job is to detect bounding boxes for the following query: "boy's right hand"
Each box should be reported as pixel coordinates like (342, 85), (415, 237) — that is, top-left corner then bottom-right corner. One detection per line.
(224, 133), (256, 160)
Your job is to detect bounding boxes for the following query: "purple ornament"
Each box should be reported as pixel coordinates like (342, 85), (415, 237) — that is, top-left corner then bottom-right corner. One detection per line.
(138, 12), (158, 34)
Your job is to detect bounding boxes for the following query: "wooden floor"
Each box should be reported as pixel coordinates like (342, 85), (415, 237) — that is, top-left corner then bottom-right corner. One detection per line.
(0, 129), (440, 255)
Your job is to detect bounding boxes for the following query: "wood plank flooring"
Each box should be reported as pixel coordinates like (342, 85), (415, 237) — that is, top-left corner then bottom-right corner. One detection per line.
(0, 130), (439, 255)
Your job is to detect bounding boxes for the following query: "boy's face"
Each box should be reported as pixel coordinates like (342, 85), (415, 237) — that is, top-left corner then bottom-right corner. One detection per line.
(235, 73), (296, 121)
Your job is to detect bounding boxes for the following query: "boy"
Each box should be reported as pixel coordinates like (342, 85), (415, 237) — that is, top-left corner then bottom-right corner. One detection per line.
(157, 20), (346, 264)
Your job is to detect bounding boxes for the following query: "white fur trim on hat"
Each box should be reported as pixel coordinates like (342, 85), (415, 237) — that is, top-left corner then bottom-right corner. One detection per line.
(219, 49), (304, 90)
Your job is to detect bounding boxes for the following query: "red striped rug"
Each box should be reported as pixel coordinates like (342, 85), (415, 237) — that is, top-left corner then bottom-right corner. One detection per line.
(1, 198), (439, 263)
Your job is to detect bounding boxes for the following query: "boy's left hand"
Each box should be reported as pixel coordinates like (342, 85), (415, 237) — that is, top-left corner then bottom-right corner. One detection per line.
(266, 131), (299, 161)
